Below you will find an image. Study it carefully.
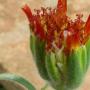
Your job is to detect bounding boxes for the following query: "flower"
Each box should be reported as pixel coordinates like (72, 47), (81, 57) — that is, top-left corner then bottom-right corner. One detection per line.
(22, 0), (90, 54)
(22, 0), (90, 90)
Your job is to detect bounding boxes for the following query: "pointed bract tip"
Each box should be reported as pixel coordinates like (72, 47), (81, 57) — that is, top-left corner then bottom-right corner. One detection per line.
(22, 4), (33, 22)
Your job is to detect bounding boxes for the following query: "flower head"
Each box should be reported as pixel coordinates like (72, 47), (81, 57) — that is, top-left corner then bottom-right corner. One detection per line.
(22, 0), (90, 54)
(22, 1), (90, 90)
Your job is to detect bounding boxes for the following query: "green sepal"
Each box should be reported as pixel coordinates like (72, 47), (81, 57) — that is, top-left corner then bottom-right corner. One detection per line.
(66, 47), (85, 89)
(45, 52), (64, 90)
(81, 46), (87, 72)
(86, 39), (90, 69)
(30, 34), (49, 80)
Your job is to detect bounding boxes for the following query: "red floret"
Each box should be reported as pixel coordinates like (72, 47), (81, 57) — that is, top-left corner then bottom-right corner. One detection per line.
(22, 0), (90, 53)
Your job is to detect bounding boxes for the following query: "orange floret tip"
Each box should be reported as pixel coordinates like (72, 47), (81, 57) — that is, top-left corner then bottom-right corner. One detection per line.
(22, 0), (90, 53)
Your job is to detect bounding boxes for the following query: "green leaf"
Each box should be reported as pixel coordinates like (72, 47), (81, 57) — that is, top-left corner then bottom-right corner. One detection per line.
(30, 34), (36, 57)
(0, 73), (36, 90)
(81, 46), (87, 72)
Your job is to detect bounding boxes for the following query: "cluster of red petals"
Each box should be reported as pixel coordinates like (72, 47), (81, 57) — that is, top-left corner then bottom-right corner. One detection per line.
(22, 0), (90, 53)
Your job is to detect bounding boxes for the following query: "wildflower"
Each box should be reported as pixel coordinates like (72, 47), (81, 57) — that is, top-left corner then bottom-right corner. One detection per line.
(22, 0), (90, 90)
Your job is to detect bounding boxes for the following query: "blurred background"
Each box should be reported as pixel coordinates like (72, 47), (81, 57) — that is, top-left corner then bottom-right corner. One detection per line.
(0, 0), (90, 90)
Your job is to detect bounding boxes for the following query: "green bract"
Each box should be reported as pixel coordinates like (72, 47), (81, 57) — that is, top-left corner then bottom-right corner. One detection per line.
(22, 0), (90, 90)
(30, 34), (90, 90)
